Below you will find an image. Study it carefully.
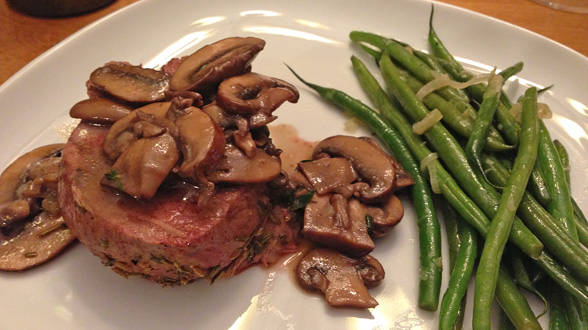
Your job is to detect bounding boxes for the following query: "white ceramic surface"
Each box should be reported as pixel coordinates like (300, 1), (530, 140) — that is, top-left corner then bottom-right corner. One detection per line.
(1, 0), (587, 329)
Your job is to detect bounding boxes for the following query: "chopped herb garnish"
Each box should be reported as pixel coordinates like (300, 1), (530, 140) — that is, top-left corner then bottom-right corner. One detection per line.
(24, 251), (38, 258)
(289, 190), (315, 211)
(99, 239), (109, 249)
(208, 265), (225, 284)
(247, 231), (273, 261)
(365, 215), (374, 235)
(104, 169), (123, 190)
(38, 222), (66, 238)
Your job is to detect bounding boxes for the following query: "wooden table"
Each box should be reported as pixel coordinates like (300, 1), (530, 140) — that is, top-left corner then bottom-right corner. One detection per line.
(1, 0), (586, 85)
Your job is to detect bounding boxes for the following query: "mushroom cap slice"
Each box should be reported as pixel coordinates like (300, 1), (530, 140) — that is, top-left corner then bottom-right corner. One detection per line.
(70, 98), (132, 124)
(170, 37), (265, 92)
(207, 144), (281, 184)
(371, 195), (404, 237)
(296, 248), (383, 308)
(298, 157), (357, 195)
(0, 213), (74, 271)
(103, 133), (180, 199)
(313, 135), (396, 202)
(89, 62), (169, 103)
(0, 144), (64, 203)
(104, 102), (171, 159)
(175, 107), (225, 180)
(351, 195), (404, 238)
(0, 200), (30, 227)
(303, 194), (374, 256)
(216, 72), (300, 116)
(202, 102), (233, 128)
(0, 144), (75, 271)
(357, 255), (385, 288)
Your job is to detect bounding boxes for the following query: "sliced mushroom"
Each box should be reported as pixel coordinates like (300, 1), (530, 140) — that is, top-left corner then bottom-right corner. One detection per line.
(0, 200), (30, 227)
(216, 73), (299, 116)
(0, 145), (63, 203)
(207, 144), (281, 184)
(170, 37), (265, 92)
(202, 102), (233, 128)
(0, 213), (73, 271)
(174, 107), (225, 181)
(355, 255), (386, 288)
(233, 131), (257, 158)
(360, 137), (414, 191)
(24, 156), (61, 190)
(350, 196), (404, 238)
(393, 162), (414, 190)
(313, 136), (396, 202)
(296, 248), (384, 308)
(302, 194), (374, 256)
(298, 158), (357, 196)
(104, 102), (171, 159)
(69, 98), (132, 124)
(89, 62), (169, 103)
(0, 144), (75, 271)
(164, 90), (204, 107)
(102, 133), (179, 199)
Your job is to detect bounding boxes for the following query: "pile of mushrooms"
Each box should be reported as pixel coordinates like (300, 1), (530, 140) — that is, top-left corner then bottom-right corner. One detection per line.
(294, 135), (413, 308)
(0, 145), (75, 271)
(71, 37), (299, 200)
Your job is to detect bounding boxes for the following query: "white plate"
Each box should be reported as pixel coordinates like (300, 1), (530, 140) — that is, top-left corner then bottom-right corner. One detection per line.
(1, 0), (587, 329)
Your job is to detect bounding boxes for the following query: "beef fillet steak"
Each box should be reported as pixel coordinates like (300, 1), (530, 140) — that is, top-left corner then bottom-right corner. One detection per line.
(58, 123), (266, 284)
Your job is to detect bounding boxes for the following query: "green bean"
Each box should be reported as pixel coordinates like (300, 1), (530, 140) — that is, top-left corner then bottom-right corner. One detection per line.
(565, 298), (586, 330)
(439, 208), (477, 330)
(439, 202), (465, 330)
(413, 49), (471, 103)
(498, 309), (516, 330)
(538, 121), (578, 239)
(350, 31), (473, 109)
(379, 54), (588, 301)
(379, 54), (543, 258)
(573, 199), (588, 225)
(549, 280), (571, 330)
(529, 162), (552, 206)
(535, 252), (588, 303)
(547, 136), (588, 330)
(465, 74), (504, 181)
(473, 87), (539, 330)
(350, 56), (499, 243)
(495, 268), (542, 330)
(414, 49), (446, 74)
(508, 249), (547, 317)
(290, 62), (588, 304)
(482, 155), (588, 281)
(441, 202), (461, 267)
(553, 139), (571, 187)
(552, 139), (588, 246)
(427, 10), (521, 145)
(395, 67), (512, 152)
(287, 64), (443, 311)
(497, 64), (521, 109)
(575, 214), (588, 248)
(450, 62), (523, 108)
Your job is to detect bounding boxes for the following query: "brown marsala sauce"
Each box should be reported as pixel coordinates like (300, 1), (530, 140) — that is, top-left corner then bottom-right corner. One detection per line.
(269, 124), (315, 177)
(267, 124), (317, 274)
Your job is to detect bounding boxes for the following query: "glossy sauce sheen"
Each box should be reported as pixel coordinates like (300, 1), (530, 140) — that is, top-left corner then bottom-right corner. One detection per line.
(268, 124), (315, 177)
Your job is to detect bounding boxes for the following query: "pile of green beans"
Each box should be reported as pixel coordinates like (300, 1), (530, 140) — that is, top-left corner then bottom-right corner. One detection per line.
(285, 7), (588, 329)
